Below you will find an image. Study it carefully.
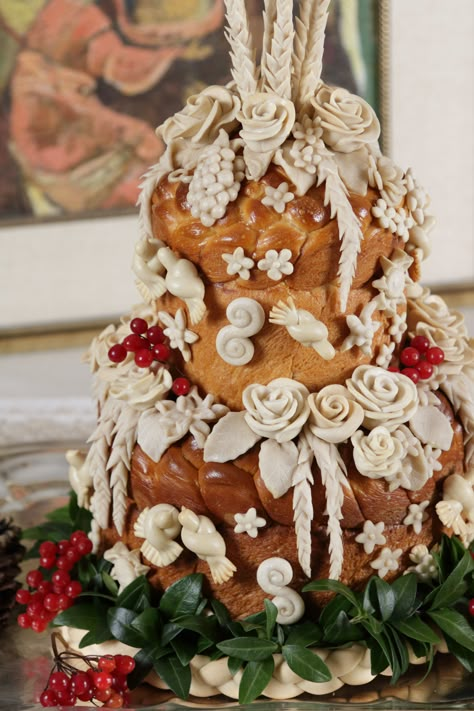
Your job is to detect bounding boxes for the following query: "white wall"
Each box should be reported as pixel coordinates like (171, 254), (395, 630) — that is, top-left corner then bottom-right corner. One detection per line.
(390, 0), (474, 287)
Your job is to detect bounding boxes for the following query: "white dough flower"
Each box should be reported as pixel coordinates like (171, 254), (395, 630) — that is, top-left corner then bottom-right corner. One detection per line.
(222, 247), (255, 280)
(403, 502), (429, 534)
(355, 520), (386, 554)
(158, 309), (198, 363)
(257, 248), (294, 281)
(243, 378), (310, 443)
(234, 508), (266, 538)
(368, 155), (406, 206)
(307, 384), (364, 443)
(370, 547), (402, 579)
(372, 200), (414, 241)
(103, 542), (150, 593)
(376, 342), (395, 368)
(342, 301), (381, 356)
(346, 365), (418, 431)
(292, 115), (323, 144)
(109, 364), (172, 411)
(289, 140), (322, 174)
(406, 544), (438, 582)
(352, 426), (405, 480)
(388, 311), (408, 344)
(261, 182), (294, 214)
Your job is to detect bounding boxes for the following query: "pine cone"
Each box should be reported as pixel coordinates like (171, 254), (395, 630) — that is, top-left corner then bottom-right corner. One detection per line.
(0, 519), (25, 628)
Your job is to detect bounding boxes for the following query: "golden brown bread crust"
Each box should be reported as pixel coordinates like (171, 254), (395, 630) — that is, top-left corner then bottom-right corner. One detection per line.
(99, 393), (465, 617)
(151, 166), (405, 410)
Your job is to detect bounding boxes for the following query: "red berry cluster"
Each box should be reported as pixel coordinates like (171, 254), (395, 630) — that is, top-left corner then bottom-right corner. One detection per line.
(40, 652), (135, 708)
(388, 335), (445, 384)
(16, 531), (92, 633)
(108, 317), (192, 395)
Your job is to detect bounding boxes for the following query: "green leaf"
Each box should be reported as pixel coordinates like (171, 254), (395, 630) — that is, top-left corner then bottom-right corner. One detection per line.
(390, 573), (419, 620)
(210, 598), (231, 627)
(130, 607), (161, 644)
(227, 656), (242, 676)
(391, 617), (441, 644)
(46, 505), (71, 523)
(428, 609), (474, 652)
(366, 637), (390, 676)
(171, 634), (199, 666)
(217, 637), (278, 661)
(282, 645), (331, 683)
(264, 599), (278, 640)
(79, 623), (114, 648)
(22, 522), (72, 542)
(154, 654), (191, 699)
(107, 607), (147, 648)
(303, 579), (360, 611)
(174, 615), (219, 641)
(238, 658), (274, 704)
(54, 601), (109, 631)
(444, 635), (474, 673)
(161, 622), (184, 646)
(159, 574), (203, 619)
(127, 648), (155, 688)
(285, 621), (321, 648)
(429, 551), (474, 611)
(373, 577), (396, 621)
(323, 610), (366, 645)
(101, 572), (119, 597)
(116, 576), (151, 612)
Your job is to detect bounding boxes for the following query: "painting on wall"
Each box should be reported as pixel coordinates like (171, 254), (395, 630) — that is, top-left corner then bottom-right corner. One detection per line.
(0, 0), (379, 225)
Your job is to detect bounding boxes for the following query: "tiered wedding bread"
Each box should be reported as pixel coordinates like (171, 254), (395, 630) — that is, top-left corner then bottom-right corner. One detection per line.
(78, 0), (474, 629)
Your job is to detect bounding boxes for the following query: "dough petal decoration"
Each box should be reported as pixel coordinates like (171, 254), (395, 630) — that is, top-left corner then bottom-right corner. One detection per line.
(178, 508), (236, 584)
(216, 297), (265, 366)
(158, 246), (206, 325)
(269, 298), (335, 360)
(203, 411), (261, 463)
(259, 439), (298, 499)
(134, 504), (183, 567)
(256, 557), (305, 625)
(409, 405), (453, 451)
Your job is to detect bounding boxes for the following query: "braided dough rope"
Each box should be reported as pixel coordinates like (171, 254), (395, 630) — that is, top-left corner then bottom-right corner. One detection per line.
(57, 626), (447, 700)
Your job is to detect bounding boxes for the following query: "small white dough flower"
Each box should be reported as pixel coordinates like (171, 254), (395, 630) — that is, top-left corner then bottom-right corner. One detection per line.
(234, 507), (266, 538)
(222, 247), (255, 280)
(406, 544), (438, 582)
(158, 309), (199, 363)
(342, 302), (381, 356)
(372, 199), (414, 241)
(261, 182), (294, 214)
(355, 520), (386, 554)
(403, 502), (429, 534)
(370, 547), (402, 579)
(292, 116), (323, 144)
(376, 342), (395, 368)
(257, 248), (294, 281)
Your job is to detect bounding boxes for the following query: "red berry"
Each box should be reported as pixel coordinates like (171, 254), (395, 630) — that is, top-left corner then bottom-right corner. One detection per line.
(77, 688), (95, 702)
(387, 366), (400, 373)
(410, 335), (430, 353)
(93, 671), (114, 690)
(70, 530), (87, 546)
(49, 672), (70, 692)
(400, 347), (420, 367)
(426, 346), (445, 365)
(146, 326), (165, 344)
(39, 608), (56, 622)
(57, 540), (70, 555)
(130, 317), (148, 334)
(108, 343), (127, 363)
(105, 691), (125, 708)
(56, 556), (73, 571)
(95, 687), (113, 702)
(114, 655), (135, 675)
(111, 673), (128, 692)
(66, 547), (81, 563)
(55, 690), (76, 706)
(40, 556), (56, 569)
(152, 343), (171, 361)
(26, 599), (44, 618)
(39, 541), (57, 558)
(31, 618), (48, 633)
(15, 588), (31, 605)
(402, 367), (420, 384)
(43, 594), (60, 612)
(417, 360), (434, 380)
(99, 656), (116, 673)
(172, 377), (191, 396)
(52, 570), (70, 588)
(26, 569), (43, 589)
(123, 333), (147, 352)
(135, 348), (154, 368)
(70, 672), (92, 696)
(57, 594), (73, 610)
(468, 599), (474, 617)
(76, 537), (93, 556)
(37, 581), (53, 595)
(40, 689), (57, 707)
(65, 581), (82, 598)
(17, 612), (31, 628)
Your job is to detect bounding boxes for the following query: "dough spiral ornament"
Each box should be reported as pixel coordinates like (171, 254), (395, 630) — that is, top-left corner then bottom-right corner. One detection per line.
(256, 557), (305, 624)
(216, 297), (265, 366)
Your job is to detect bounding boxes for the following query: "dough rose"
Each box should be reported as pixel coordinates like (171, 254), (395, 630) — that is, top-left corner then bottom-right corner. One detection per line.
(346, 365), (418, 431)
(239, 92), (295, 153)
(158, 85), (240, 145)
(352, 427), (404, 479)
(110, 365), (172, 410)
(243, 378), (310, 442)
(312, 85), (380, 153)
(308, 384), (364, 443)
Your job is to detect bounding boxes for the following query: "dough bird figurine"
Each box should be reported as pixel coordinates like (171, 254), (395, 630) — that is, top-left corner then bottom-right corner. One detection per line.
(269, 298), (336, 360)
(178, 507), (236, 584)
(134, 504), (183, 567)
(157, 246), (206, 324)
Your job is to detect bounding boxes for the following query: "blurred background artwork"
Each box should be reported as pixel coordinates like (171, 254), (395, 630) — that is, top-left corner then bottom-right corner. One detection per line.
(0, 0), (379, 224)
